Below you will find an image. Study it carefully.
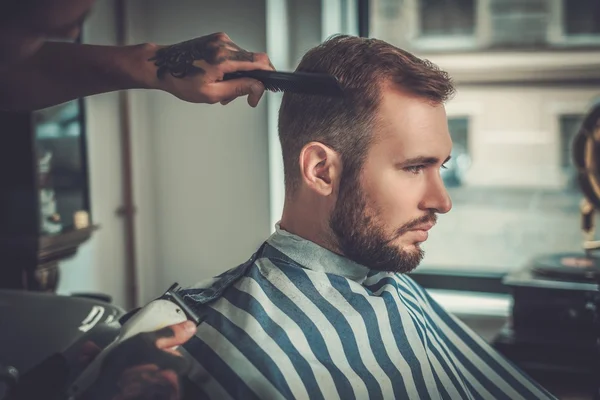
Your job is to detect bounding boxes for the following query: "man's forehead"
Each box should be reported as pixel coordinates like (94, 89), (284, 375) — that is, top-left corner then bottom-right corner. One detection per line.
(374, 91), (451, 155)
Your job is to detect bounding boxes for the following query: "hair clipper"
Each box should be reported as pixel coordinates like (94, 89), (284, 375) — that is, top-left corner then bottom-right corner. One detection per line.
(66, 283), (200, 399)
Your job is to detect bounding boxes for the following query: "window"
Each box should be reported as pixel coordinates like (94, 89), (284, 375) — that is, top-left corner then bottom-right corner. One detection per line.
(559, 114), (585, 189)
(563, 0), (600, 36)
(443, 116), (471, 187)
(368, 0), (600, 279)
(371, 0), (600, 51)
(489, 0), (549, 47)
(419, 0), (476, 37)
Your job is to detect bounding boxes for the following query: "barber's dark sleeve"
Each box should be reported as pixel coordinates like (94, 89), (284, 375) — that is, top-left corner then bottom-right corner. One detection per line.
(7, 353), (70, 400)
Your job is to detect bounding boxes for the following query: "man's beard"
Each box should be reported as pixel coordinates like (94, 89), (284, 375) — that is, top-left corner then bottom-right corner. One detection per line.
(329, 174), (436, 274)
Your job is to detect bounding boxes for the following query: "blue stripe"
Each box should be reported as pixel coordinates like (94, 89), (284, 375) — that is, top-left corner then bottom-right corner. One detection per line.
(424, 291), (553, 399)
(367, 277), (428, 343)
(367, 276), (475, 399)
(378, 287), (470, 399)
(399, 274), (431, 303)
(274, 263), (384, 398)
(183, 336), (260, 400)
(182, 255), (258, 305)
(203, 306), (296, 399)
(329, 276), (410, 399)
(408, 305), (512, 399)
(223, 282), (325, 400)
(389, 279), (499, 399)
(431, 366), (452, 400)
(252, 264), (357, 399)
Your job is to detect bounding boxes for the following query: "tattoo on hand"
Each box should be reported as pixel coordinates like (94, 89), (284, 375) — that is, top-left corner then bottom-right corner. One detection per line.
(149, 33), (255, 79)
(115, 365), (179, 400)
(83, 326), (192, 400)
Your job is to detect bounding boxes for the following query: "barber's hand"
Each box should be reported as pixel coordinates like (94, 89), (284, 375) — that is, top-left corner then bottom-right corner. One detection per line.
(148, 32), (274, 107)
(81, 320), (197, 400)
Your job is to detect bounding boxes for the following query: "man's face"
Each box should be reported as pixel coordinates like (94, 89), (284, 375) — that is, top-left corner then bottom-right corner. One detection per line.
(330, 86), (453, 273)
(0, 0), (95, 66)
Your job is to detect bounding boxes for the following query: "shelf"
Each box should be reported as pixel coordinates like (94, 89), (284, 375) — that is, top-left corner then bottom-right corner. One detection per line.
(39, 225), (99, 263)
(0, 225), (98, 263)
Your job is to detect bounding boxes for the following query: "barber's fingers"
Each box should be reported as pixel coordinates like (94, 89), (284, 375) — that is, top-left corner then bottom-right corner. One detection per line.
(206, 78), (266, 107)
(77, 341), (102, 367)
(153, 321), (197, 351)
(219, 51), (275, 74)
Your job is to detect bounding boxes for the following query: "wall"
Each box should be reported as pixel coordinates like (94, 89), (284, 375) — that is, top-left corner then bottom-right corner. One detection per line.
(58, 0), (338, 307)
(128, 0), (271, 304)
(57, 0), (128, 307)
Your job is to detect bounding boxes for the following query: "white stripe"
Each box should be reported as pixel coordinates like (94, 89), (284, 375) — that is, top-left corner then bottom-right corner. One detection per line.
(406, 275), (553, 398)
(303, 273), (396, 397)
(212, 284), (311, 399)
(345, 281), (425, 398)
(392, 284), (492, 400)
(196, 322), (283, 399)
(425, 300), (555, 399)
(395, 278), (517, 399)
(373, 280), (474, 400)
(398, 294), (483, 400)
(258, 259), (370, 399)
(237, 268), (341, 399)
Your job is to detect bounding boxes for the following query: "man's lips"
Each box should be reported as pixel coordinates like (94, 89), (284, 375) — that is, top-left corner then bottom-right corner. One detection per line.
(408, 221), (435, 232)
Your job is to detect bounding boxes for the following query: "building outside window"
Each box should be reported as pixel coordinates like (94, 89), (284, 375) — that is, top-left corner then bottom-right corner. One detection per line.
(369, 0), (600, 275)
(419, 0), (476, 37)
(372, 0), (600, 52)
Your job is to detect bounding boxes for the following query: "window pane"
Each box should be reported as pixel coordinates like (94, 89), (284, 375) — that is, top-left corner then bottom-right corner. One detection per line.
(419, 0), (476, 36)
(489, 0), (549, 47)
(563, 0), (600, 35)
(559, 114), (585, 190)
(443, 117), (471, 187)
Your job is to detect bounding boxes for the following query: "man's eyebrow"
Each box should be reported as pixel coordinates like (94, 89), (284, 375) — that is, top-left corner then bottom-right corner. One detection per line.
(397, 155), (451, 167)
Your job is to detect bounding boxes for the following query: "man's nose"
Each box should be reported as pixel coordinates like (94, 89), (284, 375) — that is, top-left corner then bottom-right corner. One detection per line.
(420, 175), (452, 214)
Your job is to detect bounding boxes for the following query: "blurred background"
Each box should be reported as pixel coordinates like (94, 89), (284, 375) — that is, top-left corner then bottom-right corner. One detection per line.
(375, 0), (600, 277)
(6, 0), (596, 312)
(1, 2), (599, 396)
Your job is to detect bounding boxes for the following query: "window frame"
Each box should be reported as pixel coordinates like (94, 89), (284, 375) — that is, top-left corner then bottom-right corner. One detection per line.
(375, 0), (600, 53)
(547, 0), (600, 47)
(407, 0), (485, 51)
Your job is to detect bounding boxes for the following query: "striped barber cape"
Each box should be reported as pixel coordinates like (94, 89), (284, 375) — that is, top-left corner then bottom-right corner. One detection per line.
(180, 225), (556, 399)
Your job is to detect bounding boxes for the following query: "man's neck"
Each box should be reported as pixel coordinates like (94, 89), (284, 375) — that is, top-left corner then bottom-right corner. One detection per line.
(279, 201), (344, 257)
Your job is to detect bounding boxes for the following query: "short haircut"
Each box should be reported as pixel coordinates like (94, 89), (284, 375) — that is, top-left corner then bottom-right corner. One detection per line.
(278, 34), (455, 195)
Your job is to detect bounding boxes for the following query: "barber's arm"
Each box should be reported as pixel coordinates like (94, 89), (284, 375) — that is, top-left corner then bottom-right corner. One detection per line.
(7, 321), (197, 400)
(0, 32), (274, 111)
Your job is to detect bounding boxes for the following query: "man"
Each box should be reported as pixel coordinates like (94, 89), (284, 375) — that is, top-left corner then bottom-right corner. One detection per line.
(179, 35), (557, 399)
(0, 0), (274, 110)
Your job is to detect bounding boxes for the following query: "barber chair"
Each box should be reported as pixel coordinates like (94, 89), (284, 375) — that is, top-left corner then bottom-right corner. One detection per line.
(0, 290), (124, 399)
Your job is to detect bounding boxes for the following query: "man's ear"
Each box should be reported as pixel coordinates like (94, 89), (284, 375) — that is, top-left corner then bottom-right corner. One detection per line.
(299, 142), (341, 196)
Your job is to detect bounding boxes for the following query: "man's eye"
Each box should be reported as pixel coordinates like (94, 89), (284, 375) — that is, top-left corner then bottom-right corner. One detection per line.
(405, 165), (425, 174)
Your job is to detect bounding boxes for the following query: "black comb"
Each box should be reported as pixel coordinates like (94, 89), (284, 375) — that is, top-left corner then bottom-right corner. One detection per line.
(222, 70), (344, 97)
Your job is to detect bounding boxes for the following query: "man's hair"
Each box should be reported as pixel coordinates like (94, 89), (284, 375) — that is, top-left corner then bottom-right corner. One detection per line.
(278, 35), (455, 195)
